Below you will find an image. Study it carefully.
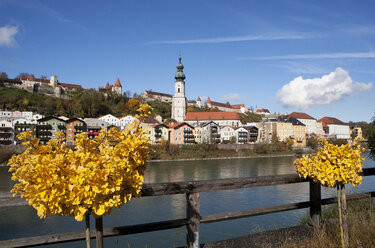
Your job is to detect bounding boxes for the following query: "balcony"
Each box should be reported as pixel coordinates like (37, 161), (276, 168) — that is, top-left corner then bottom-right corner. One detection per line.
(0, 127), (12, 132)
(37, 131), (52, 136)
(184, 134), (195, 138)
(184, 129), (193, 134)
(37, 124), (52, 129)
(184, 139), (196, 144)
(75, 125), (86, 131)
(58, 125), (66, 130)
(0, 133), (12, 138)
(0, 140), (13, 145)
(155, 133), (162, 138)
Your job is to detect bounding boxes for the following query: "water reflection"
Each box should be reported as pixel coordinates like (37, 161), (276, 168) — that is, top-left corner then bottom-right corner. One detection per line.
(0, 154), (374, 247)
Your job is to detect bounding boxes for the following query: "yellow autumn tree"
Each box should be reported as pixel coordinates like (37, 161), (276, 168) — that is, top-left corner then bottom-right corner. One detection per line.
(8, 104), (152, 248)
(294, 138), (365, 248)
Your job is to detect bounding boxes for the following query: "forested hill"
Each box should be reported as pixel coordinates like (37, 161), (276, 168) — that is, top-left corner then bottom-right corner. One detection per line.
(0, 87), (150, 118)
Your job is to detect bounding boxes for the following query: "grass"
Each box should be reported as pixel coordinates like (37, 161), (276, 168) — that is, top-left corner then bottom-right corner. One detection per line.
(281, 197), (375, 248)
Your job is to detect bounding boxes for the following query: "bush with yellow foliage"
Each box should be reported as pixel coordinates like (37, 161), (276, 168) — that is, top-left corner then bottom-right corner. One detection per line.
(294, 138), (365, 248)
(8, 104), (152, 248)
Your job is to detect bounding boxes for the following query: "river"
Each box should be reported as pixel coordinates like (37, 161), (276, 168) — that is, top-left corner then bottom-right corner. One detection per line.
(1, 154), (374, 248)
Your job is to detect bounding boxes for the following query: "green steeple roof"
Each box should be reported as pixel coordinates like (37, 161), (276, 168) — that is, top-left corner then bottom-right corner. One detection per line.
(174, 56), (185, 82)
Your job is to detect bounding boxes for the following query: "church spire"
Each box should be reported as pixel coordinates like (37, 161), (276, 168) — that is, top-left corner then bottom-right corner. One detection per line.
(174, 56), (186, 82)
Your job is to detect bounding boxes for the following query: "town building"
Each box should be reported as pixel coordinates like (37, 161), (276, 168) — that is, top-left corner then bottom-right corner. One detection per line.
(98, 114), (119, 126)
(66, 118), (87, 145)
(36, 116), (66, 144)
(287, 112), (317, 136)
(220, 126), (237, 143)
(169, 122), (195, 145)
(235, 127), (249, 144)
(243, 126), (259, 143)
(287, 117), (306, 147)
(318, 117), (350, 139)
(0, 120), (13, 145)
(350, 126), (363, 139)
(201, 121), (221, 144)
(150, 123), (169, 144)
(185, 112), (241, 127)
(171, 56), (187, 122)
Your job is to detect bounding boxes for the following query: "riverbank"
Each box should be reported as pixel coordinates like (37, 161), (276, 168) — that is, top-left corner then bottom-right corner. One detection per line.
(150, 143), (311, 161)
(150, 153), (300, 162)
(0, 145), (24, 165)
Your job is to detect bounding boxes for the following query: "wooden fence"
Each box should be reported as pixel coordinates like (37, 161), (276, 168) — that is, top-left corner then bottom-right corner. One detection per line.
(1, 167), (375, 248)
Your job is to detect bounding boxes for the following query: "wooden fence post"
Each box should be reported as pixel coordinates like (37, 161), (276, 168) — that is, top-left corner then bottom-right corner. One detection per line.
(186, 192), (200, 248)
(309, 180), (321, 227)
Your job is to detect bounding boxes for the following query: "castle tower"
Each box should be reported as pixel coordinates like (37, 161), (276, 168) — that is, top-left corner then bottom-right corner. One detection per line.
(197, 96), (201, 108)
(50, 75), (58, 87)
(171, 56), (187, 122)
(112, 78), (122, 95)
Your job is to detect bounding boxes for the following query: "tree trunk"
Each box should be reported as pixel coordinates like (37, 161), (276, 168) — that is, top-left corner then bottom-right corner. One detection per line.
(95, 216), (103, 248)
(340, 184), (349, 248)
(85, 213), (91, 248)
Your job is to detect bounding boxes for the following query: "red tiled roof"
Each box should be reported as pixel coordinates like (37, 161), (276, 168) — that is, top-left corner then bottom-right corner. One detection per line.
(287, 112), (315, 120)
(20, 75), (50, 84)
(256, 109), (270, 113)
(145, 90), (173, 98)
(231, 104), (245, 109)
(105, 82), (111, 89)
(114, 78), (122, 87)
(197, 96), (201, 101)
(207, 97), (211, 103)
(210, 100), (232, 108)
(185, 112), (240, 121)
(169, 122), (193, 129)
(318, 117), (345, 128)
(58, 82), (82, 89)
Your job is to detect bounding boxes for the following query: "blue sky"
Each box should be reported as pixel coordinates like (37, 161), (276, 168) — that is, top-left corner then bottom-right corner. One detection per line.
(1, 0), (375, 122)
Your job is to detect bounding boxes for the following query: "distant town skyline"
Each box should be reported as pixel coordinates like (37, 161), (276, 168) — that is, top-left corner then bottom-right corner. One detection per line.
(1, 0), (374, 122)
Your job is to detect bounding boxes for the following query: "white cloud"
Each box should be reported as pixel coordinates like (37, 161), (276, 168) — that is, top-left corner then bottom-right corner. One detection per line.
(239, 52), (375, 61)
(277, 67), (373, 110)
(223, 93), (243, 102)
(146, 32), (314, 45)
(0, 24), (18, 47)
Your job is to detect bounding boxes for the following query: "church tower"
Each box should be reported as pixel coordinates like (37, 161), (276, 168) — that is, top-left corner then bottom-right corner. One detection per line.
(171, 56), (187, 122)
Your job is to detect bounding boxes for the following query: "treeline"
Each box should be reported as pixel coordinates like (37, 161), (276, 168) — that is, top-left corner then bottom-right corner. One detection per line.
(0, 87), (144, 118)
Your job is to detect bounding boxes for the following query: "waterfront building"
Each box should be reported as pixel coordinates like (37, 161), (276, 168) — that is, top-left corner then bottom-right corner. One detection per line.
(150, 123), (169, 144)
(287, 117), (306, 147)
(350, 126), (362, 139)
(98, 114), (119, 126)
(287, 112), (317, 136)
(243, 126), (259, 143)
(36, 116), (66, 144)
(66, 118), (87, 145)
(119, 115), (136, 128)
(185, 112), (241, 127)
(318, 117), (350, 139)
(201, 121), (221, 144)
(235, 127), (249, 144)
(0, 120), (13, 145)
(169, 122), (195, 145)
(220, 126), (236, 143)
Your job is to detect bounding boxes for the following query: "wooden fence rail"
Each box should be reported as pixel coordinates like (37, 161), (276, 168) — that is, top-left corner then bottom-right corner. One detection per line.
(1, 167), (375, 248)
